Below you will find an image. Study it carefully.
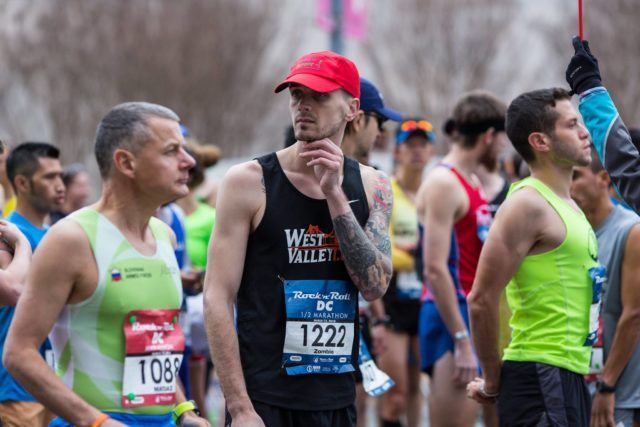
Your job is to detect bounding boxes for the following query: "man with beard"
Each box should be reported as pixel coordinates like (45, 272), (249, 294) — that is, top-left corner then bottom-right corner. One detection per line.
(416, 91), (506, 427)
(203, 51), (393, 427)
(0, 142), (64, 425)
(467, 88), (601, 426)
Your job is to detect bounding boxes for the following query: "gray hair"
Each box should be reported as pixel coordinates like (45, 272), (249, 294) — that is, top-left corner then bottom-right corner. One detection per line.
(94, 102), (180, 178)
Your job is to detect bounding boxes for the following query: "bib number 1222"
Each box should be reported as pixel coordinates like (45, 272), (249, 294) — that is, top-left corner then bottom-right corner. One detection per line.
(301, 323), (347, 348)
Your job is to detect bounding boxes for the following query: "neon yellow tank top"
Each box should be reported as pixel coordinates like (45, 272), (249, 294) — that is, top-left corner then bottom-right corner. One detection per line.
(49, 208), (182, 414)
(2, 194), (16, 218)
(390, 178), (418, 271)
(503, 177), (600, 374)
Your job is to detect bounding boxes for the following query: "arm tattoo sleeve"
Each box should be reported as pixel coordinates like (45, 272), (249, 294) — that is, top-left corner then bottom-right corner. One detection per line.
(333, 173), (392, 300)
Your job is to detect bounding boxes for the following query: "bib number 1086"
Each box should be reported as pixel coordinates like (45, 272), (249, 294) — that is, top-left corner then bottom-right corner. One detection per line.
(301, 324), (347, 348)
(138, 355), (181, 385)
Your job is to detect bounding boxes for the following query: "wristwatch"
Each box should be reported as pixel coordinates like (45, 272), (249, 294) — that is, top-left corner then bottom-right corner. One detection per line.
(595, 380), (616, 394)
(453, 329), (469, 341)
(172, 400), (201, 425)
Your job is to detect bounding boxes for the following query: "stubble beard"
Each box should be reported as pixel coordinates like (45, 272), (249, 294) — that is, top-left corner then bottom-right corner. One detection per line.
(550, 135), (591, 168)
(479, 148), (499, 172)
(294, 117), (345, 143)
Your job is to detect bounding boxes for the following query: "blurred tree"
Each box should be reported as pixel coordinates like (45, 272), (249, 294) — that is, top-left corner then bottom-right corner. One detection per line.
(536, 0), (639, 126)
(0, 0), (284, 164)
(363, 0), (516, 151)
(577, 0), (639, 126)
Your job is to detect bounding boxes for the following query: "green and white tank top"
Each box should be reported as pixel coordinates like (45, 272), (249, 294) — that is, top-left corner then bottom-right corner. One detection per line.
(503, 177), (601, 375)
(49, 208), (182, 415)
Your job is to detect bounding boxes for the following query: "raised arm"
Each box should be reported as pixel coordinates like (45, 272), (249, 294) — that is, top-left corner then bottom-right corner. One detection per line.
(467, 189), (544, 401)
(578, 88), (640, 212)
(3, 221), (123, 427)
(203, 162), (265, 427)
(566, 36), (640, 212)
(0, 220), (32, 306)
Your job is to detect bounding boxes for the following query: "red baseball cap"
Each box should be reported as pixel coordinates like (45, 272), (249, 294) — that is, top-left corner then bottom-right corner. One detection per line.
(274, 51), (360, 98)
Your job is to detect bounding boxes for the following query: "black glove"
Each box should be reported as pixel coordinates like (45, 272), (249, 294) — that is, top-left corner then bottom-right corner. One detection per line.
(565, 36), (602, 95)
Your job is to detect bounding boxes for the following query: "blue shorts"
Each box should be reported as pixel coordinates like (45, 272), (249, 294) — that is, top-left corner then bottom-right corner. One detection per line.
(418, 299), (471, 375)
(50, 412), (174, 426)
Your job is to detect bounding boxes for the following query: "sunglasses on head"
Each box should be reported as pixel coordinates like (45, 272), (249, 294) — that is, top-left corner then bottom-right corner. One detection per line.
(365, 112), (388, 131)
(400, 120), (433, 133)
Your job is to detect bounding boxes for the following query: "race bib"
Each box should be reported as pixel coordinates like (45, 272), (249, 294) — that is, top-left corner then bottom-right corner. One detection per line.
(358, 331), (394, 396)
(584, 265), (606, 346)
(282, 279), (357, 375)
(395, 271), (422, 300)
(122, 309), (184, 408)
(475, 204), (492, 242)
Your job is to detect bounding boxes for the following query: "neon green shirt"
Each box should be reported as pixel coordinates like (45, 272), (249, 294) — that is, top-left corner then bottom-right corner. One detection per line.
(503, 178), (599, 374)
(185, 202), (215, 270)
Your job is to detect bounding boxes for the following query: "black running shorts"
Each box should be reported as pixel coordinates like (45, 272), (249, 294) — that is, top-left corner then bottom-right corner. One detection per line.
(225, 401), (356, 427)
(497, 361), (590, 427)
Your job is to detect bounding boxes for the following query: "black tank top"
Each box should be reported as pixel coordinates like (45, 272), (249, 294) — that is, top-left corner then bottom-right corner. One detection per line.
(237, 152), (369, 410)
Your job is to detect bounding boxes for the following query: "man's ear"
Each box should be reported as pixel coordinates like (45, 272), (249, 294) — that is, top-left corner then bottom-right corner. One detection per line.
(481, 127), (495, 145)
(597, 169), (611, 188)
(113, 148), (136, 178)
(345, 97), (360, 122)
(528, 132), (551, 154)
(13, 175), (29, 194)
(351, 110), (365, 132)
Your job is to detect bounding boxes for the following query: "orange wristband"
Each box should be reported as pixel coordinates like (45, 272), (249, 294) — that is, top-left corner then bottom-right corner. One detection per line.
(91, 413), (110, 427)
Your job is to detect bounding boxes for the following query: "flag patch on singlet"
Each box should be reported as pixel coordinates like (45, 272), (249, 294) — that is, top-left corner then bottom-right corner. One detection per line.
(111, 269), (122, 282)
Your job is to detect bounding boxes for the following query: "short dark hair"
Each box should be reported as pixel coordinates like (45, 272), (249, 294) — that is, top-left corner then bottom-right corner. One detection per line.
(449, 91), (506, 149)
(94, 102), (180, 178)
(62, 163), (87, 187)
(506, 88), (571, 163)
(6, 142), (60, 192)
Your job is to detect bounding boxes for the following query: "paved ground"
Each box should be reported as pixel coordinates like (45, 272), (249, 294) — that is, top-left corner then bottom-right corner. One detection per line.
(205, 374), (485, 426)
(364, 378), (486, 427)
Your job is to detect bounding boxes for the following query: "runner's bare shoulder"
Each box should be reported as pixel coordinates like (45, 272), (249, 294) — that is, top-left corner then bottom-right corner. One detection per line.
(217, 160), (265, 220)
(417, 166), (466, 212)
(496, 185), (550, 222)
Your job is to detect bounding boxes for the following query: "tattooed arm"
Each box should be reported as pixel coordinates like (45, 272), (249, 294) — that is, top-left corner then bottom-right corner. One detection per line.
(299, 139), (392, 300)
(328, 169), (393, 301)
